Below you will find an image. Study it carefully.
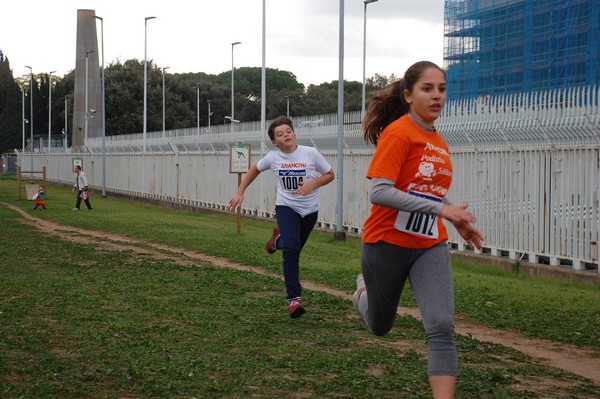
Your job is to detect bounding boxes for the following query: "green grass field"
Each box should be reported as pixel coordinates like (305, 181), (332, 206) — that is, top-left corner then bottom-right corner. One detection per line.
(1, 176), (599, 398)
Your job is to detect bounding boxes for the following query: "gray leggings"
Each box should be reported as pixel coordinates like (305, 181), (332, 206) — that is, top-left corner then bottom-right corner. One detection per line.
(359, 241), (457, 376)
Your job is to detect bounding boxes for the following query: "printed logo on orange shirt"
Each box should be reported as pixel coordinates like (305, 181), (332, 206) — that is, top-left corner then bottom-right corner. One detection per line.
(407, 182), (448, 197)
(415, 162), (436, 180)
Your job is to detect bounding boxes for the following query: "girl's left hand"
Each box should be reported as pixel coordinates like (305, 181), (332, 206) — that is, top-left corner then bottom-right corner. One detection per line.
(454, 221), (484, 250)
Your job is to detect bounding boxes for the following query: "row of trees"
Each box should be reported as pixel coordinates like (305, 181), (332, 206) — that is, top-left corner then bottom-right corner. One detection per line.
(0, 50), (397, 153)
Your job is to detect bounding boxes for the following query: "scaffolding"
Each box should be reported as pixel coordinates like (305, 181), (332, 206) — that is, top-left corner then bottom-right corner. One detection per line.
(444, 0), (600, 100)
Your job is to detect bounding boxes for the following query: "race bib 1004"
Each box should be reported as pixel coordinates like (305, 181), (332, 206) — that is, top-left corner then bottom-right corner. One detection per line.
(278, 169), (306, 192)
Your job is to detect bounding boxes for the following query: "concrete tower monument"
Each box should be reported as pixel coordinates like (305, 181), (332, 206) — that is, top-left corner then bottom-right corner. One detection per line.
(72, 9), (102, 148)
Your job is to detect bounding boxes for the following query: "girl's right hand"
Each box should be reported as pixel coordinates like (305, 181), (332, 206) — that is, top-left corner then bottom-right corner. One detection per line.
(440, 203), (476, 225)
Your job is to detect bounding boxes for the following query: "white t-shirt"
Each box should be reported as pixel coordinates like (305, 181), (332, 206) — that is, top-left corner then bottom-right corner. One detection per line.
(257, 145), (332, 217)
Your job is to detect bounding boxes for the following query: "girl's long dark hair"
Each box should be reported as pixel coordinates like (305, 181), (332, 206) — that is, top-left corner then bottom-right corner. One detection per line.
(362, 61), (445, 145)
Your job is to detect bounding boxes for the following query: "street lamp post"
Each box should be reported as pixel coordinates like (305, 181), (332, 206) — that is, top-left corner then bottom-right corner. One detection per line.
(207, 100), (211, 132)
(94, 15), (107, 197)
(231, 41), (241, 133)
(144, 16), (157, 153)
(362, 0), (378, 119)
(21, 89), (25, 152)
(25, 65), (33, 178)
(196, 83), (200, 135)
(84, 50), (94, 144)
(162, 66), (170, 134)
(286, 96), (290, 118)
(47, 71), (55, 155)
(64, 97), (68, 150)
(336, 0), (345, 240)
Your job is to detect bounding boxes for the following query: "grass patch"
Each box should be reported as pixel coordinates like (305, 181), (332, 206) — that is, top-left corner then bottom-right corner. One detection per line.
(453, 260), (600, 347)
(6, 179), (596, 349)
(1, 178), (599, 397)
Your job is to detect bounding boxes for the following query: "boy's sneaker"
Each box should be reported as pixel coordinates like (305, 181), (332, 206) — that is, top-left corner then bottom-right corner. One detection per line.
(352, 274), (366, 312)
(72, 208), (80, 211)
(266, 226), (280, 254)
(287, 297), (306, 319)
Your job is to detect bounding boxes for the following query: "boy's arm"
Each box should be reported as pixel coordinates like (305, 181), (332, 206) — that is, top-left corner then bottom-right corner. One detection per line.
(313, 169), (335, 188)
(294, 169), (334, 196)
(228, 164), (262, 211)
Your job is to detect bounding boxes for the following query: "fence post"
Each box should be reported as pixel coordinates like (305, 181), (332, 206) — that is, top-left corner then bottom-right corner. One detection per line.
(17, 166), (21, 200)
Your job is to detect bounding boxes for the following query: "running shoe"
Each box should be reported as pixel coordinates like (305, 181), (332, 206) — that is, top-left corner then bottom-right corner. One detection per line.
(266, 226), (280, 254)
(352, 274), (366, 312)
(288, 297), (306, 319)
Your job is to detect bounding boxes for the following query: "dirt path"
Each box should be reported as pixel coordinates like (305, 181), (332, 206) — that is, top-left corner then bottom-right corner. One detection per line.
(4, 202), (600, 385)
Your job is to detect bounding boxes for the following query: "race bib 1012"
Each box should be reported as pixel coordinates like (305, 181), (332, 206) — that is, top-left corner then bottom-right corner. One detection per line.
(393, 191), (441, 239)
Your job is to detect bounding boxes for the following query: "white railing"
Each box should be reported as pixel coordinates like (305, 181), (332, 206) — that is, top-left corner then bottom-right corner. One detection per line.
(16, 86), (600, 272)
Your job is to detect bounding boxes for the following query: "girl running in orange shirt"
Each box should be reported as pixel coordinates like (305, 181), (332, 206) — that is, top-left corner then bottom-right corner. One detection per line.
(353, 61), (484, 399)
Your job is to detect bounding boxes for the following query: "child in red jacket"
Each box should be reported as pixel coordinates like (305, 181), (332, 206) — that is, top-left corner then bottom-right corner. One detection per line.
(32, 186), (47, 210)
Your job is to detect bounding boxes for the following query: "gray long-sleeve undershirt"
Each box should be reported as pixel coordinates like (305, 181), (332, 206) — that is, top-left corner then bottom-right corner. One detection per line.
(369, 178), (447, 216)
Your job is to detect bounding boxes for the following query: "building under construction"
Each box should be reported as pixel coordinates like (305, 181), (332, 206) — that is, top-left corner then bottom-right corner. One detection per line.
(443, 0), (600, 100)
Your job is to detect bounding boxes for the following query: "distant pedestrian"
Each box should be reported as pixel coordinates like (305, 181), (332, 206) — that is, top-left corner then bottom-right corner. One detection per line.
(72, 165), (92, 211)
(32, 185), (46, 210)
(228, 116), (335, 318)
(353, 61), (484, 399)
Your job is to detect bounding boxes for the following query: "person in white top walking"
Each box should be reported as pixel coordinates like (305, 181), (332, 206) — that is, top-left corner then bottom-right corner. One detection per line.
(72, 165), (93, 211)
(229, 116), (335, 318)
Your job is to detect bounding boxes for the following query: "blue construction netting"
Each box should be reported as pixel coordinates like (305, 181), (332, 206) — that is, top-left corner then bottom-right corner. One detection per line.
(444, 0), (600, 101)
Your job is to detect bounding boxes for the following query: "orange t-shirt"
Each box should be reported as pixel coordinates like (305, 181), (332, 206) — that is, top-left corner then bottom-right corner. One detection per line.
(362, 115), (453, 249)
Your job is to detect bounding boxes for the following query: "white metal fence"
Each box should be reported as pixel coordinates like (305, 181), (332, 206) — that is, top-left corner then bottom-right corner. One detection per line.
(15, 86), (600, 272)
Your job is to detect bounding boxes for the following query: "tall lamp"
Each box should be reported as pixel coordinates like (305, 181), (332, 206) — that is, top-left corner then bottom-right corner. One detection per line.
(94, 15), (107, 197)
(362, 0), (378, 119)
(143, 16), (157, 153)
(162, 66), (170, 134)
(21, 89), (26, 152)
(231, 41), (241, 133)
(84, 50), (95, 144)
(47, 71), (55, 155)
(63, 97), (68, 150)
(25, 65), (33, 178)
(207, 100), (212, 132)
(196, 83), (200, 135)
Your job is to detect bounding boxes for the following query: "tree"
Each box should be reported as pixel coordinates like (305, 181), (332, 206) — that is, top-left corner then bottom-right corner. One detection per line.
(104, 60), (144, 135)
(367, 73), (398, 91)
(36, 74), (52, 141)
(0, 51), (22, 153)
(51, 71), (74, 144)
(215, 67), (306, 122)
(1, 47), (396, 147)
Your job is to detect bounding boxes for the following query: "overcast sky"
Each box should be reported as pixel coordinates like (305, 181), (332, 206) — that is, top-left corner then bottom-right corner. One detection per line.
(1, 0), (445, 86)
